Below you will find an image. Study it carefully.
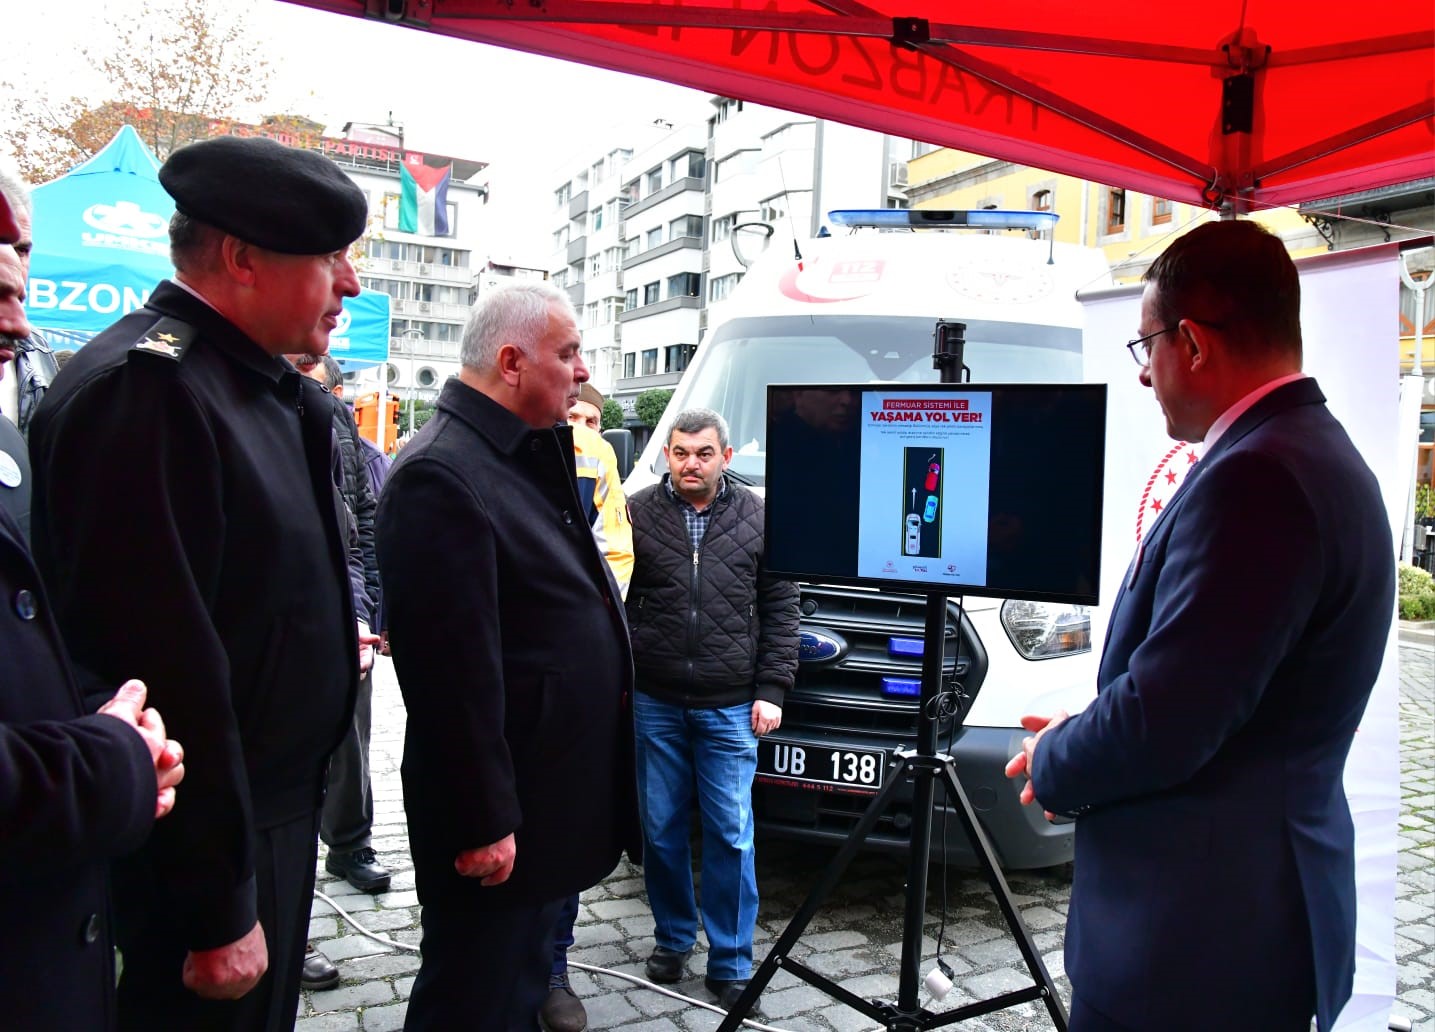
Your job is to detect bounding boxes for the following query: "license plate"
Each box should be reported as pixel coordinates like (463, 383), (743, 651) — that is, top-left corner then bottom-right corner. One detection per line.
(756, 738), (885, 795)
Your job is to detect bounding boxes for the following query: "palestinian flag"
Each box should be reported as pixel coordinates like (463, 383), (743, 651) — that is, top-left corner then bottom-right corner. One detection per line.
(399, 162), (452, 235)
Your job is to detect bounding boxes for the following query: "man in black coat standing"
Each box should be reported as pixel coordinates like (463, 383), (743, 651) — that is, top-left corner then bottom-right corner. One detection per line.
(0, 189), (185, 1030)
(377, 281), (635, 1030)
(29, 136), (369, 1031)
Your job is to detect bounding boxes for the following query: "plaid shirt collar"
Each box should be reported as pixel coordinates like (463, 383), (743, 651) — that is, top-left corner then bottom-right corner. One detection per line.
(664, 474), (727, 552)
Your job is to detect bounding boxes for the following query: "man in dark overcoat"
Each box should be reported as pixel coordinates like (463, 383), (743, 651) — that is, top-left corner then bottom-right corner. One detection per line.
(29, 136), (368, 1031)
(0, 189), (185, 1030)
(376, 281), (636, 1030)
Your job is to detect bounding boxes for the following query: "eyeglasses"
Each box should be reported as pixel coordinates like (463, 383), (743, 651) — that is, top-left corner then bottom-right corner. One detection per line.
(1125, 325), (1179, 366)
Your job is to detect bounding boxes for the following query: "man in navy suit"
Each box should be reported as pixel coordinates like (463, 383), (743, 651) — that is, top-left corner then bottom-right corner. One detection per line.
(1006, 220), (1393, 1032)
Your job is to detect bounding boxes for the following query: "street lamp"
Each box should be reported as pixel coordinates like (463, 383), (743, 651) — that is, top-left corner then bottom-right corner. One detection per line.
(400, 326), (425, 435)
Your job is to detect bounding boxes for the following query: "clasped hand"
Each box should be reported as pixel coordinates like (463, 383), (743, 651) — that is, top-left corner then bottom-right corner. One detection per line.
(97, 679), (184, 819)
(1003, 709), (1068, 821)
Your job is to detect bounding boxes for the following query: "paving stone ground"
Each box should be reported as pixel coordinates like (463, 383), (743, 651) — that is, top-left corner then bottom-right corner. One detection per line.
(299, 639), (1435, 1031)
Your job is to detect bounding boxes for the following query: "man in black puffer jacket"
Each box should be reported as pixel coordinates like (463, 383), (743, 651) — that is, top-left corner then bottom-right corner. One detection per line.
(626, 407), (799, 1016)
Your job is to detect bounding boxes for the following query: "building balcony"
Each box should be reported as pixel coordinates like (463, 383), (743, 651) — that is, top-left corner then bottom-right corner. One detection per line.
(616, 370), (684, 393)
(568, 189), (589, 220)
(389, 297), (470, 321)
(617, 295), (702, 322)
(621, 235), (703, 271)
(566, 235), (587, 266)
(622, 176), (706, 219)
(566, 282), (586, 308)
(363, 257), (473, 285)
(390, 336), (462, 360)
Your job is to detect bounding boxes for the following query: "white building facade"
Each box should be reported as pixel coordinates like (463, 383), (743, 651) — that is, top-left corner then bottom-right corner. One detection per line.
(549, 98), (910, 431)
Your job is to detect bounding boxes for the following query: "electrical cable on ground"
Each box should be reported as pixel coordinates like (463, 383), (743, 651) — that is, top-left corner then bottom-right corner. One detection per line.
(312, 888), (883, 1032)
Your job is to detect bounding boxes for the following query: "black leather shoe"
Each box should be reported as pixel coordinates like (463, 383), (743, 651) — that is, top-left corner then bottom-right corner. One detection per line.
(705, 977), (761, 1016)
(538, 976), (588, 1032)
(644, 945), (692, 984)
(324, 846), (391, 893)
(301, 947), (340, 992)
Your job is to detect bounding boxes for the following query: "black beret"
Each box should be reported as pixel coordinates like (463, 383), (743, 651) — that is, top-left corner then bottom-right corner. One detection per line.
(159, 136), (368, 255)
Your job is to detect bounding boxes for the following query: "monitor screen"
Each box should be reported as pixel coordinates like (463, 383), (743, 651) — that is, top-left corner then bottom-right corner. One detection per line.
(764, 383), (1107, 604)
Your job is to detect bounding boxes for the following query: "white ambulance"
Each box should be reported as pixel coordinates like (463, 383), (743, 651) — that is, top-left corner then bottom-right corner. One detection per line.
(625, 210), (1112, 870)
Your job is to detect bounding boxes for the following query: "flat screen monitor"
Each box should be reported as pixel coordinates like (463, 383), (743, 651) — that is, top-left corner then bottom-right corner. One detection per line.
(764, 383), (1107, 605)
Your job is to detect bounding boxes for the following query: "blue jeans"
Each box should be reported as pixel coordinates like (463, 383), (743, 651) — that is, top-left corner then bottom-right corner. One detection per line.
(633, 692), (759, 982)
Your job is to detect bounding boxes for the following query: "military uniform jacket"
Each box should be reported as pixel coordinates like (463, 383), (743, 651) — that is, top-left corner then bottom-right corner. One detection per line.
(377, 379), (637, 904)
(0, 503), (155, 1029)
(29, 280), (358, 952)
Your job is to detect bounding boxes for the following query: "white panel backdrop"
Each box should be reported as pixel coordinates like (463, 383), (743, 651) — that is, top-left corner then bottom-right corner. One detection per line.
(1078, 242), (1403, 1031)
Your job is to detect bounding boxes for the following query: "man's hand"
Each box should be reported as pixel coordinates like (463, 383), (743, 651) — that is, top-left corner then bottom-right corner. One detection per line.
(97, 679), (185, 819)
(751, 700), (782, 737)
(455, 833), (516, 887)
(1003, 710), (1069, 811)
(182, 921), (268, 1000)
(357, 622), (381, 675)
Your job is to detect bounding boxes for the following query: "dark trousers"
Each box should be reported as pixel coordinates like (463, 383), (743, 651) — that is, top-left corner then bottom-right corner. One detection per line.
(321, 668), (374, 852)
(550, 892), (580, 980)
(116, 809), (320, 1032)
(405, 894), (565, 1032)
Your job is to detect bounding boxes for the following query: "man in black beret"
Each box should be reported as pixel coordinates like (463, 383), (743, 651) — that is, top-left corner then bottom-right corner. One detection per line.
(29, 134), (375, 1031)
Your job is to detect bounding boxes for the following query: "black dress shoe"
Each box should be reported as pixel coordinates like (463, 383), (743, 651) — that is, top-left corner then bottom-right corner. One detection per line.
(705, 977), (761, 1017)
(324, 846), (391, 893)
(301, 947), (340, 991)
(644, 945), (692, 984)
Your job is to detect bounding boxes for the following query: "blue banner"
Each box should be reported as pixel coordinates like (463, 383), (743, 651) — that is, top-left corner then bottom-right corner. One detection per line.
(328, 290), (391, 370)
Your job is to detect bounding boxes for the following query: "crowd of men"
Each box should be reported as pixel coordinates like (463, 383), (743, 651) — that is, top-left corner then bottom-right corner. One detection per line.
(0, 131), (1392, 1032)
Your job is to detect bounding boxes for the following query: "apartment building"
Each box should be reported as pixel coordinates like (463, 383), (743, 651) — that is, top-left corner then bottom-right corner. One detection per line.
(550, 98), (909, 429)
(235, 117), (489, 406)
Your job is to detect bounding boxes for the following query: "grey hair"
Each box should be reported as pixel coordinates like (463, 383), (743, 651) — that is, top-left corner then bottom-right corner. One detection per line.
(667, 407), (729, 451)
(0, 168), (31, 216)
(460, 281), (575, 375)
(169, 211), (225, 273)
(316, 354), (344, 390)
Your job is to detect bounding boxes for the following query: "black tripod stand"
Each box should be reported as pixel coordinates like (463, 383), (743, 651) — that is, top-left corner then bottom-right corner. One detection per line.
(716, 323), (1068, 1031)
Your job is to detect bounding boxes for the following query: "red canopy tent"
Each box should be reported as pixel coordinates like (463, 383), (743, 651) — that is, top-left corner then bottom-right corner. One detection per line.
(279, 0), (1432, 212)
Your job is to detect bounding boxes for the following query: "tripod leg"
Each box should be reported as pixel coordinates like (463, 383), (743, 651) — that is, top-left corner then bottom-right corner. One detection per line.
(938, 762), (1069, 1030)
(714, 755), (917, 1032)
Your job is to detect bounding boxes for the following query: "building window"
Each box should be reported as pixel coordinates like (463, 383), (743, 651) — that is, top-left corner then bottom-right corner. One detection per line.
(1152, 196), (1173, 225)
(592, 206), (603, 231)
(646, 168), (663, 194)
(669, 150), (705, 181)
(712, 215), (735, 243)
(646, 226), (663, 249)
(664, 343), (693, 373)
(416, 367), (438, 387)
(1032, 189), (1052, 212)
(668, 214), (704, 240)
(708, 272), (741, 302)
(643, 282), (660, 305)
(641, 349), (658, 375)
(1106, 188), (1127, 235)
(760, 198), (786, 222)
(666, 272), (701, 298)
(623, 352), (636, 378)
(625, 288), (638, 311)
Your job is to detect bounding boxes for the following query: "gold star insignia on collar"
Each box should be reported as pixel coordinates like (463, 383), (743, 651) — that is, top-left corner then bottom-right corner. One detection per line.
(155, 332), (180, 344)
(136, 337), (182, 357)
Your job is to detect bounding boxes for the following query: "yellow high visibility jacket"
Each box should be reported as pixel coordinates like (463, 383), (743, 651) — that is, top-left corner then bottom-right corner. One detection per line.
(572, 423), (633, 598)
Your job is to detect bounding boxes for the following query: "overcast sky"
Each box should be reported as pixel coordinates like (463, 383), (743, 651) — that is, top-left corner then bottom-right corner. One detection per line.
(2, 0), (712, 253)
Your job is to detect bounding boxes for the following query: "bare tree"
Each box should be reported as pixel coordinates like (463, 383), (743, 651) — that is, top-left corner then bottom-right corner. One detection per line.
(1, 0), (273, 182)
